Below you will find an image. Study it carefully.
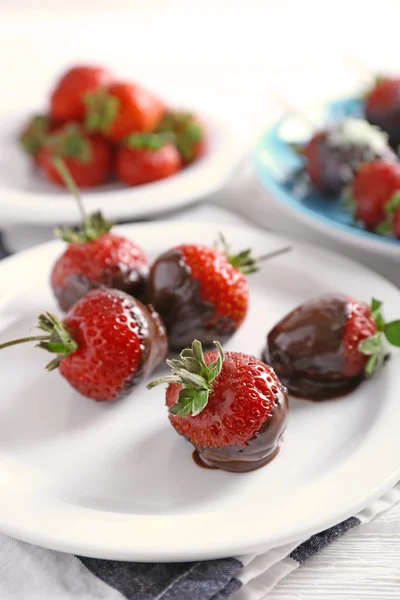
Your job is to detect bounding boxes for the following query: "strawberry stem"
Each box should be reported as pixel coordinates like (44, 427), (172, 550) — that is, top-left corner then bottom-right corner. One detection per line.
(215, 232), (291, 275)
(0, 312), (78, 371)
(0, 335), (49, 349)
(147, 340), (224, 417)
(358, 298), (400, 374)
(52, 158), (113, 243)
(53, 157), (86, 222)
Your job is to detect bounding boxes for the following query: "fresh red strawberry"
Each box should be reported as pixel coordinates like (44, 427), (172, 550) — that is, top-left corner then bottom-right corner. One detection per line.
(115, 133), (182, 186)
(146, 235), (256, 351)
(265, 294), (400, 401)
(37, 123), (112, 188)
(148, 340), (288, 472)
(157, 111), (205, 164)
(85, 81), (165, 142)
(50, 65), (113, 123)
(49, 158), (149, 311)
(301, 118), (395, 196)
(365, 77), (400, 150)
(0, 289), (167, 402)
(349, 160), (400, 230)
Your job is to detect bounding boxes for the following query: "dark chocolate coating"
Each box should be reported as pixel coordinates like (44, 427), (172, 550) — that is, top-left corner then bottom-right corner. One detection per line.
(107, 291), (168, 398)
(54, 263), (149, 312)
(264, 294), (365, 401)
(193, 386), (289, 472)
(309, 133), (395, 196)
(146, 249), (236, 351)
(365, 107), (400, 151)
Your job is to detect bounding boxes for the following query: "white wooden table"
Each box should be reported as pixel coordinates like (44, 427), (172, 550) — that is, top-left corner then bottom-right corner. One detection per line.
(1, 3), (400, 597)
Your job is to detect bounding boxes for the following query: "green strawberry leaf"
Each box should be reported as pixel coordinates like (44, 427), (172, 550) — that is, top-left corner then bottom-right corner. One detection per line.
(191, 390), (210, 416)
(169, 390), (196, 417)
(376, 221), (392, 236)
(358, 332), (382, 355)
(384, 320), (400, 346)
(370, 298), (385, 330)
(365, 353), (381, 375)
(385, 190), (400, 215)
(147, 340), (225, 417)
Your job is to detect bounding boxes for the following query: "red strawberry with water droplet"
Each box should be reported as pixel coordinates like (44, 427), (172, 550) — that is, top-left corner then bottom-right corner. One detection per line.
(148, 340), (288, 472)
(0, 288), (167, 402)
(265, 294), (400, 401)
(146, 234), (257, 351)
(50, 159), (149, 311)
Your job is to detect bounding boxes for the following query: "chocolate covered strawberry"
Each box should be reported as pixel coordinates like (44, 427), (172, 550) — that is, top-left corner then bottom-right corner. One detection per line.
(146, 236), (257, 351)
(300, 118), (395, 196)
(264, 294), (400, 401)
(347, 160), (400, 231)
(50, 159), (148, 311)
(0, 289), (167, 402)
(148, 340), (288, 472)
(365, 76), (400, 150)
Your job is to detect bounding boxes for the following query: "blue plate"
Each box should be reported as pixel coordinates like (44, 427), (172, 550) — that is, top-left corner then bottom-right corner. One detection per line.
(254, 97), (400, 256)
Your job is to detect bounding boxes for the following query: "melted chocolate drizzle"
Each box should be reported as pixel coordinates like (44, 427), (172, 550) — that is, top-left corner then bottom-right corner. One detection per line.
(192, 384), (289, 473)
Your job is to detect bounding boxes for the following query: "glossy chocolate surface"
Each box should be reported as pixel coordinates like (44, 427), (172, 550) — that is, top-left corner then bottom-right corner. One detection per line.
(366, 108), (400, 151)
(264, 293), (365, 401)
(193, 383), (289, 473)
(54, 263), (149, 312)
(146, 249), (236, 351)
(312, 133), (395, 196)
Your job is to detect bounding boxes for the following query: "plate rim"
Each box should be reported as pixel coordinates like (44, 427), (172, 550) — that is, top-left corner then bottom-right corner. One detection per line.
(0, 110), (242, 225)
(253, 96), (400, 258)
(0, 220), (399, 561)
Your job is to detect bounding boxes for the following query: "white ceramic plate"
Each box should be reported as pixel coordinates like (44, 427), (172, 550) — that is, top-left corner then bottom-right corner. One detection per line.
(0, 221), (399, 561)
(0, 110), (241, 226)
